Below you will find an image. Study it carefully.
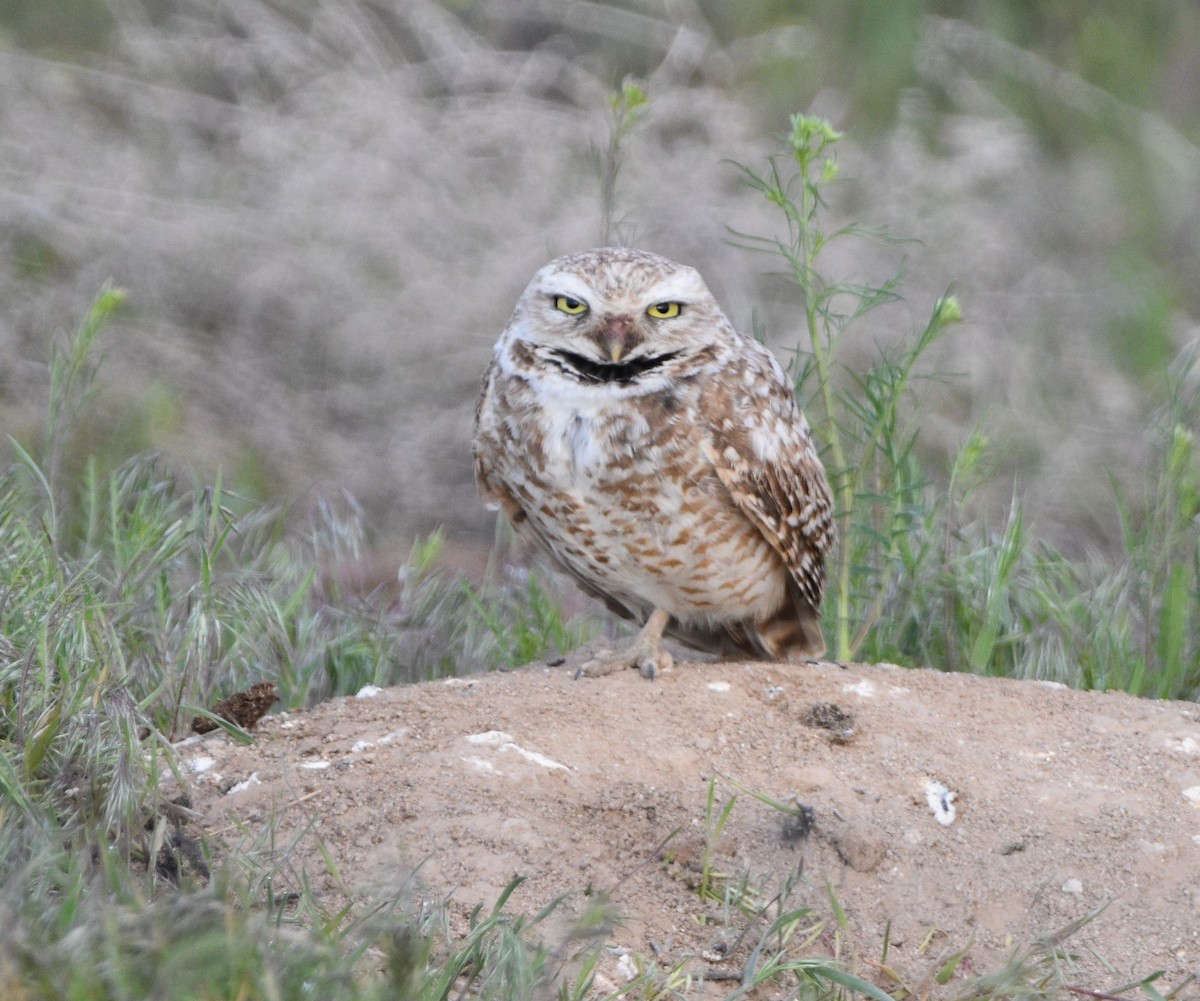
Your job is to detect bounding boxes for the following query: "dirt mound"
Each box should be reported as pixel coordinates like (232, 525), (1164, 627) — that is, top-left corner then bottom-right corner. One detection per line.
(180, 659), (1200, 995)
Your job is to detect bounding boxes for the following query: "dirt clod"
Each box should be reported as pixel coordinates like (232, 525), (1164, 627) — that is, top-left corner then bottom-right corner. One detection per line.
(192, 681), (279, 734)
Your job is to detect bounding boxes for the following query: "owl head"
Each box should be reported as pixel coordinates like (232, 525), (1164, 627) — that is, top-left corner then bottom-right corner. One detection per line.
(501, 248), (733, 388)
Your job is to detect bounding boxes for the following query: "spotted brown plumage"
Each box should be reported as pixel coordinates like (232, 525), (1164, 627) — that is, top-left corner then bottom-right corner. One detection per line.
(472, 248), (835, 677)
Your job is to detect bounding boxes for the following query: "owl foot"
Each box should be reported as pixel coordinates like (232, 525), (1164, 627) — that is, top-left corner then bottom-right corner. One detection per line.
(575, 608), (672, 680)
(575, 643), (673, 680)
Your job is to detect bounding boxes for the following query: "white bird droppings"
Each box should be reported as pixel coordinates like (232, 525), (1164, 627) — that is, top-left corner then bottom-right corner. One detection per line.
(616, 954), (638, 981)
(464, 730), (570, 771)
(925, 780), (957, 825)
(226, 772), (261, 795)
(466, 730), (515, 746)
(843, 679), (876, 698)
(464, 756), (496, 774)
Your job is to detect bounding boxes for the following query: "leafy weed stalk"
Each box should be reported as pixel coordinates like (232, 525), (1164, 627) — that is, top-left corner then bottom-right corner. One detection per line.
(732, 114), (961, 661)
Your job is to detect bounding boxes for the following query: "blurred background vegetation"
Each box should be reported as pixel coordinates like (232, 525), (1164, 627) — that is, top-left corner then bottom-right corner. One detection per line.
(1, 0), (1197, 563)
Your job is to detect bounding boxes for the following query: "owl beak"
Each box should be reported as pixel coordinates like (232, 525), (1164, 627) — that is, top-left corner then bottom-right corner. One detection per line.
(598, 315), (636, 363)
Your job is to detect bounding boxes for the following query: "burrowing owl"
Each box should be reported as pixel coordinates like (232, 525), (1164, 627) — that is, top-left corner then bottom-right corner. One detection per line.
(472, 248), (835, 678)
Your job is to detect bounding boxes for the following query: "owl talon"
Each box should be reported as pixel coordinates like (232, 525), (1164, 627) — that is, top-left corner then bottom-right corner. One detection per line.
(574, 652), (627, 679)
(574, 633), (672, 681)
(636, 647), (672, 680)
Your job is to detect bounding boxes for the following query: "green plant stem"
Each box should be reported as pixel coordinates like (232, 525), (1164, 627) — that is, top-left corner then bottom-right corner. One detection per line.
(794, 148), (854, 660)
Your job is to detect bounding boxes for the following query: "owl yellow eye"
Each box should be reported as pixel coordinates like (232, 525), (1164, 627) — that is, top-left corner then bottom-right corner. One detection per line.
(647, 302), (681, 319)
(554, 295), (588, 315)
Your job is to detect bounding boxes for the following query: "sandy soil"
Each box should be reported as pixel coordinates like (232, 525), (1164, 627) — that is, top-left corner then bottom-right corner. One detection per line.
(179, 658), (1200, 997)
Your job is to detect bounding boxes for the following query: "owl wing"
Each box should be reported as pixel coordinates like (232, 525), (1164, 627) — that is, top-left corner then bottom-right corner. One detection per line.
(699, 344), (835, 611)
(471, 360), (515, 515)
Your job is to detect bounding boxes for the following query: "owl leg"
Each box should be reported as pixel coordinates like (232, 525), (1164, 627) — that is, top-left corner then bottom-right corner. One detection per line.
(576, 607), (673, 680)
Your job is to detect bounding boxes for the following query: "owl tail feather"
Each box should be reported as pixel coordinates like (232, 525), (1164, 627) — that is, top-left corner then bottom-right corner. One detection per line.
(663, 583), (826, 663)
(754, 589), (827, 661)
